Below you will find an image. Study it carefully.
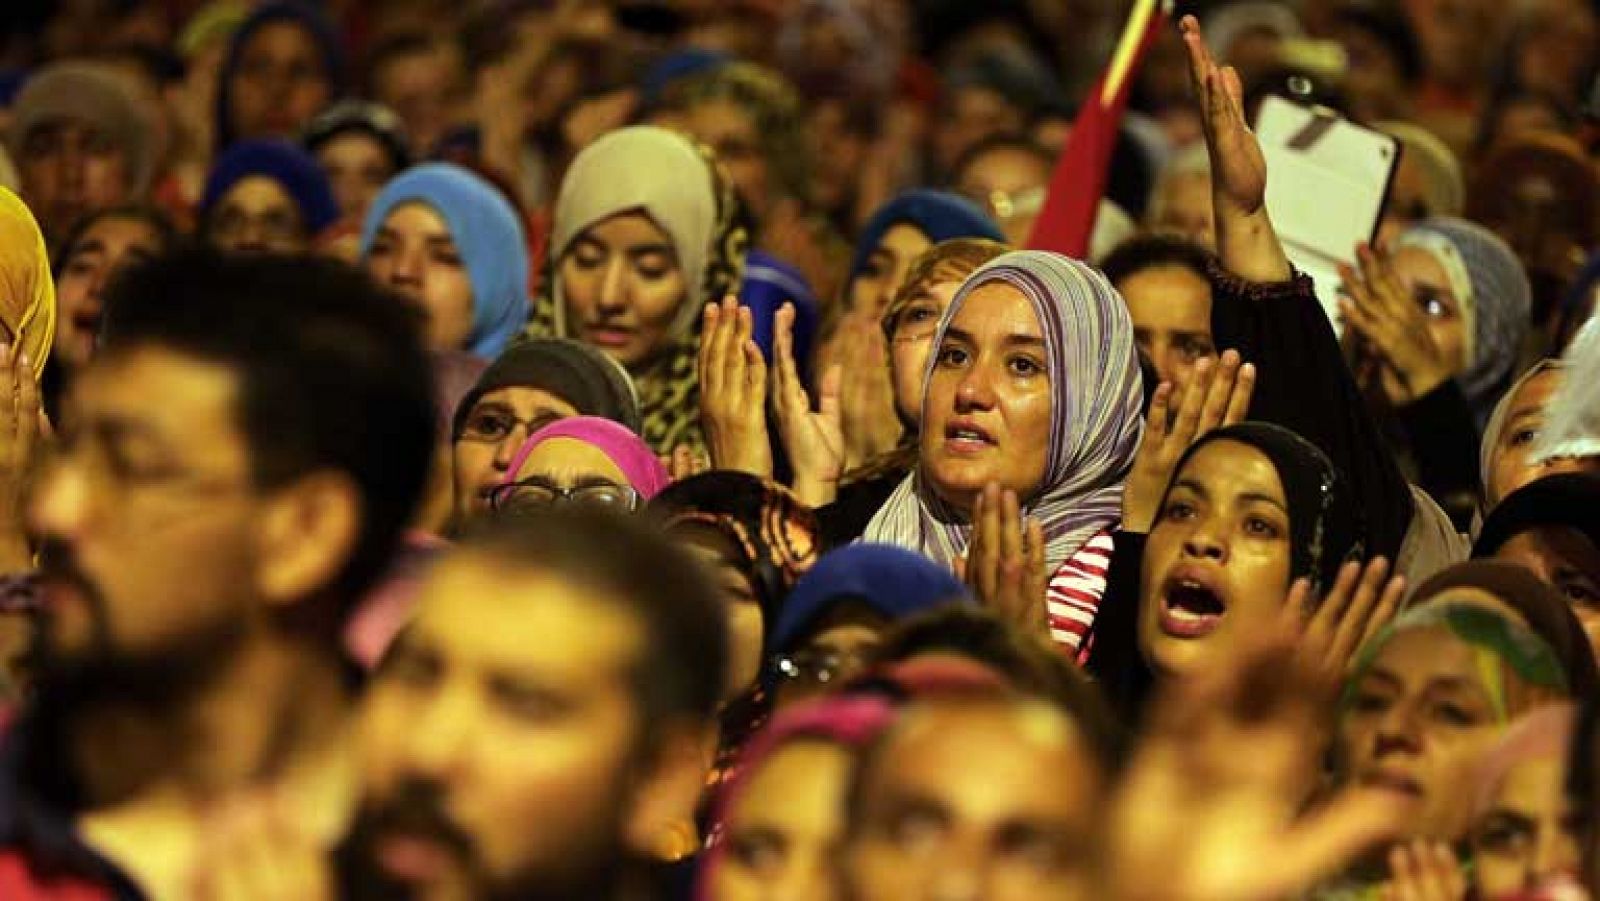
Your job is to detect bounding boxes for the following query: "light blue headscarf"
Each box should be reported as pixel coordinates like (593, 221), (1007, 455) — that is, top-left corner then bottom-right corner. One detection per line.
(361, 163), (529, 359)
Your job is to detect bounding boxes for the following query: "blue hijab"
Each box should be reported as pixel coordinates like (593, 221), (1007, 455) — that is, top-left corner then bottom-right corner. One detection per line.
(769, 544), (969, 658)
(361, 163), (530, 359)
(215, 1), (345, 150)
(200, 139), (340, 235)
(847, 190), (1004, 284)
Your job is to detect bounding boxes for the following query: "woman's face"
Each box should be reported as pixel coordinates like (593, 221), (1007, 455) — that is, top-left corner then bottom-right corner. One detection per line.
(850, 223), (932, 318)
(1138, 440), (1292, 679)
(1117, 264), (1216, 393)
(1487, 369), (1600, 508)
(887, 279), (960, 426)
(1336, 626), (1514, 840)
(712, 740), (853, 901)
(774, 605), (887, 711)
(1497, 527), (1600, 655)
(53, 215), (165, 368)
(1471, 752), (1582, 898)
(366, 201), (476, 352)
(208, 175), (308, 254)
(919, 282), (1051, 513)
(1389, 245), (1468, 376)
(559, 211), (688, 372)
(317, 132), (396, 224)
(228, 21), (332, 142)
(678, 525), (765, 701)
(682, 98), (772, 221)
(451, 387), (581, 521)
(496, 437), (634, 513)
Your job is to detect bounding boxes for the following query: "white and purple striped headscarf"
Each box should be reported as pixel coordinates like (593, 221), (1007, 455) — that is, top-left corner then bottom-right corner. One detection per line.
(863, 250), (1144, 571)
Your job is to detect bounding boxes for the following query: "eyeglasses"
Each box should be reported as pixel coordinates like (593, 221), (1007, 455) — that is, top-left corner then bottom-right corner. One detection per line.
(455, 407), (561, 444)
(488, 478), (640, 513)
(772, 646), (873, 687)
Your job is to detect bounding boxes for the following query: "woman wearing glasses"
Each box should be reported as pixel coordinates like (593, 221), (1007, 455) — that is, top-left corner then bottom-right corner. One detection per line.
(489, 416), (669, 516)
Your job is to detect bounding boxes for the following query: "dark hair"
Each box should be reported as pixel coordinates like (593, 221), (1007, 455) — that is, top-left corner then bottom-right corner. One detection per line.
(100, 249), (435, 607)
(1099, 233), (1216, 287)
(1571, 696), (1600, 895)
(456, 508), (728, 745)
(50, 204), (181, 277)
(870, 605), (1126, 766)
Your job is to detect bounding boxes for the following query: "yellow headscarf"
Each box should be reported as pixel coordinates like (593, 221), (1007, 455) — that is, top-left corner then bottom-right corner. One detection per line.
(0, 188), (54, 381)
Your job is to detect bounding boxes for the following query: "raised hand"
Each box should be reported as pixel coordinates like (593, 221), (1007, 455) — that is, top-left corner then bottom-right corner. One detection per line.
(1099, 619), (1406, 901)
(956, 482), (1049, 639)
(1288, 556), (1406, 683)
(1180, 14), (1292, 284)
(1123, 350), (1255, 533)
(698, 296), (774, 477)
(664, 444), (709, 482)
(1380, 840), (1467, 901)
(1338, 244), (1455, 406)
(834, 312), (903, 469)
(771, 303), (845, 507)
(0, 345), (40, 572)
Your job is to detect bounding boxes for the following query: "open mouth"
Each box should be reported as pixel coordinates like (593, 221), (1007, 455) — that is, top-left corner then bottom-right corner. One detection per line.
(1359, 770), (1424, 799)
(71, 309), (101, 335)
(1158, 575), (1226, 638)
(944, 420), (995, 452)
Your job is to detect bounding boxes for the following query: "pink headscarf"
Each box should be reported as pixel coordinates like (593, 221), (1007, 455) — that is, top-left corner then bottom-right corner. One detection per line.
(1474, 702), (1577, 818)
(696, 695), (898, 901)
(501, 415), (670, 499)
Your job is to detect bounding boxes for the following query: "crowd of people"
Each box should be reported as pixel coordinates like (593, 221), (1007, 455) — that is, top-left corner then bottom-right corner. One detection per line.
(0, 0), (1598, 898)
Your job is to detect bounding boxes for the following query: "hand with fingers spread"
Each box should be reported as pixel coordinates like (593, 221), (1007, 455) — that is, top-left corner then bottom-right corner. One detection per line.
(1180, 14), (1293, 285)
(1380, 840), (1468, 901)
(1100, 620), (1406, 901)
(1288, 557), (1406, 682)
(956, 482), (1049, 639)
(771, 303), (845, 507)
(1338, 244), (1455, 406)
(834, 312), (903, 470)
(1124, 350), (1255, 533)
(698, 296), (774, 477)
(0, 345), (40, 572)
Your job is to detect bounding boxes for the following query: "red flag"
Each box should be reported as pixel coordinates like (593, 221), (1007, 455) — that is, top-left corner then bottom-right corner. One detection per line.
(1027, 0), (1170, 257)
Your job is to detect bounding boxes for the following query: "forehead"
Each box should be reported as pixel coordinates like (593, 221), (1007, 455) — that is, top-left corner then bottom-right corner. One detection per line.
(1175, 440), (1286, 503)
(1120, 265), (1213, 329)
(948, 280), (1040, 336)
(684, 98), (758, 136)
(875, 222), (932, 260)
(74, 216), (162, 253)
(1391, 245), (1452, 289)
(241, 20), (321, 58)
(868, 701), (1097, 814)
(960, 147), (1049, 189)
(1510, 369), (1564, 417)
(579, 210), (672, 248)
(220, 176), (296, 213)
(1501, 526), (1600, 573)
(406, 556), (643, 675)
(732, 740), (852, 822)
(319, 131), (389, 161)
(73, 346), (248, 458)
(380, 201), (451, 236)
(517, 437), (627, 485)
(470, 386), (580, 418)
(1370, 624), (1487, 683)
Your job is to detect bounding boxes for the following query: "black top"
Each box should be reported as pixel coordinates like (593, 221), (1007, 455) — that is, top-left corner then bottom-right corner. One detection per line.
(815, 469), (906, 549)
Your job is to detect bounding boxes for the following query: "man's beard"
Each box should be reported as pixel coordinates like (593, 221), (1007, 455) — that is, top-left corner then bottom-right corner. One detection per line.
(335, 775), (641, 901)
(31, 539), (250, 709)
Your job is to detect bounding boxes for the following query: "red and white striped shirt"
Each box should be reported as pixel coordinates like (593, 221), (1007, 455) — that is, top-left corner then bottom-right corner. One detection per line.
(1045, 529), (1115, 662)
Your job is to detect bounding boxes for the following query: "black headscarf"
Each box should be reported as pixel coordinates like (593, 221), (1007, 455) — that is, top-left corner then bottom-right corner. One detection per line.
(450, 338), (641, 440)
(1475, 473), (1600, 561)
(1164, 422), (1364, 595)
(1412, 559), (1600, 702)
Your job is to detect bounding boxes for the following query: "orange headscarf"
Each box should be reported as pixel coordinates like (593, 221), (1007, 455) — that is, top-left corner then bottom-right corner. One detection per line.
(0, 188), (54, 381)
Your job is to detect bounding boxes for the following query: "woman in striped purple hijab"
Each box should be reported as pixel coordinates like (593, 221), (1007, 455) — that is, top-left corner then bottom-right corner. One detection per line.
(863, 250), (1144, 653)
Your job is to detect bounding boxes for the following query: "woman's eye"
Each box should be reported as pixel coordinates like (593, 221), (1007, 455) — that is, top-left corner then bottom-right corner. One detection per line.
(570, 246), (604, 269)
(65, 257), (98, 278)
(728, 833), (785, 872)
(1243, 517), (1282, 539)
(1008, 355), (1044, 377)
(1176, 338), (1215, 362)
(1562, 581), (1600, 605)
(430, 249), (464, 268)
(905, 306), (936, 323)
(1432, 703), (1480, 727)
(634, 253), (674, 280)
(1508, 426), (1540, 447)
(935, 346), (969, 367)
(1162, 500), (1196, 521)
(467, 414), (511, 438)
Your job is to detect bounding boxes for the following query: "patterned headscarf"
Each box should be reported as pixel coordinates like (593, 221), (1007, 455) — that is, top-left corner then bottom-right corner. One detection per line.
(527, 126), (747, 455)
(651, 471), (820, 645)
(1342, 602), (1570, 724)
(1396, 218), (1531, 426)
(863, 250), (1144, 571)
(0, 188), (54, 381)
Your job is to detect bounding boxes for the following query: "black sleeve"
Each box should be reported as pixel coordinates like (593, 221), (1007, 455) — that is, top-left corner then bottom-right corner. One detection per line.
(1084, 531), (1154, 729)
(1208, 261), (1414, 561)
(1397, 381), (1480, 531)
(815, 473), (902, 549)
